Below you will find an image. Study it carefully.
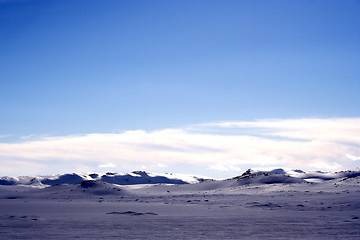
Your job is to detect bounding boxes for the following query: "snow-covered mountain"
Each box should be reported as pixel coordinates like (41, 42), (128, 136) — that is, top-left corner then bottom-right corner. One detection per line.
(1, 168), (359, 187)
(0, 171), (206, 186)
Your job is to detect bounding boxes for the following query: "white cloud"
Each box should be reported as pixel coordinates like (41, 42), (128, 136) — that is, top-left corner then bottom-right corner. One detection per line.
(99, 162), (116, 168)
(309, 161), (342, 171)
(0, 118), (359, 176)
(200, 118), (360, 142)
(156, 163), (168, 168)
(346, 154), (360, 161)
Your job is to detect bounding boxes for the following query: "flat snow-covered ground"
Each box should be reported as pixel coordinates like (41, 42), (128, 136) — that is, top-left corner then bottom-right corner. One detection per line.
(0, 176), (359, 239)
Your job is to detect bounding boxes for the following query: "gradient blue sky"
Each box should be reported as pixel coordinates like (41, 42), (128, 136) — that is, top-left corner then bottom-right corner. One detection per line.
(0, 0), (359, 177)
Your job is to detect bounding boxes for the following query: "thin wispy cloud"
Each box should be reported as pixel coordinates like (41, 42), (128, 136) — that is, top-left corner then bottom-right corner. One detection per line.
(0, 118), (359, 176)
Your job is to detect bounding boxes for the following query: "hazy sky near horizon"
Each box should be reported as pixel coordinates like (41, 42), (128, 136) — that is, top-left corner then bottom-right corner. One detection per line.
(1, 0), (359, 177)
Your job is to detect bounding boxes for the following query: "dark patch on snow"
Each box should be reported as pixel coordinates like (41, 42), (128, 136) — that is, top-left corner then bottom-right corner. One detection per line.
(5, 215), (42, 221)
(105, 172), (116, 176)
(89, 173), (99, 179)
(0, 179), (16, 185)
(249, 202), (282, 209)
(80, 180), (100, 188)
(5, 196), (24, 199)
(106, 211), (157, 216)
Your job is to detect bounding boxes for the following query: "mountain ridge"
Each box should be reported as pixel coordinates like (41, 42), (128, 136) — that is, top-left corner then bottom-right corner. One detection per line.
(1, 168), (359, 187)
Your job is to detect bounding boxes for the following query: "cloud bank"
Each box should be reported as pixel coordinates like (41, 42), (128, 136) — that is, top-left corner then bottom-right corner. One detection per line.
(0, 118), (359, 177)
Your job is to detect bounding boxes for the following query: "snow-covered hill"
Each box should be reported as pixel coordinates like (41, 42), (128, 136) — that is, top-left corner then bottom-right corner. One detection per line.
(241, 167), (360, 183)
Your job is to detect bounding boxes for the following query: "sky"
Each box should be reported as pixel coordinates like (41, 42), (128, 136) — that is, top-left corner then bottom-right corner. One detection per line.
(0, 0), (360, 178)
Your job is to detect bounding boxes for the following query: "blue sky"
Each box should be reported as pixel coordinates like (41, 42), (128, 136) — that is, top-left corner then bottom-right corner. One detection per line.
(0, 0), (359, 177)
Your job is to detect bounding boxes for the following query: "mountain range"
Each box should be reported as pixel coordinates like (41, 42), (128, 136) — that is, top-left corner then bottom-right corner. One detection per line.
(1, 168), (359, 187)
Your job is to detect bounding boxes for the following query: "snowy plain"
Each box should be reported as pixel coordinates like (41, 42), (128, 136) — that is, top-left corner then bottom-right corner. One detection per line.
(0, 169), (359, 239)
